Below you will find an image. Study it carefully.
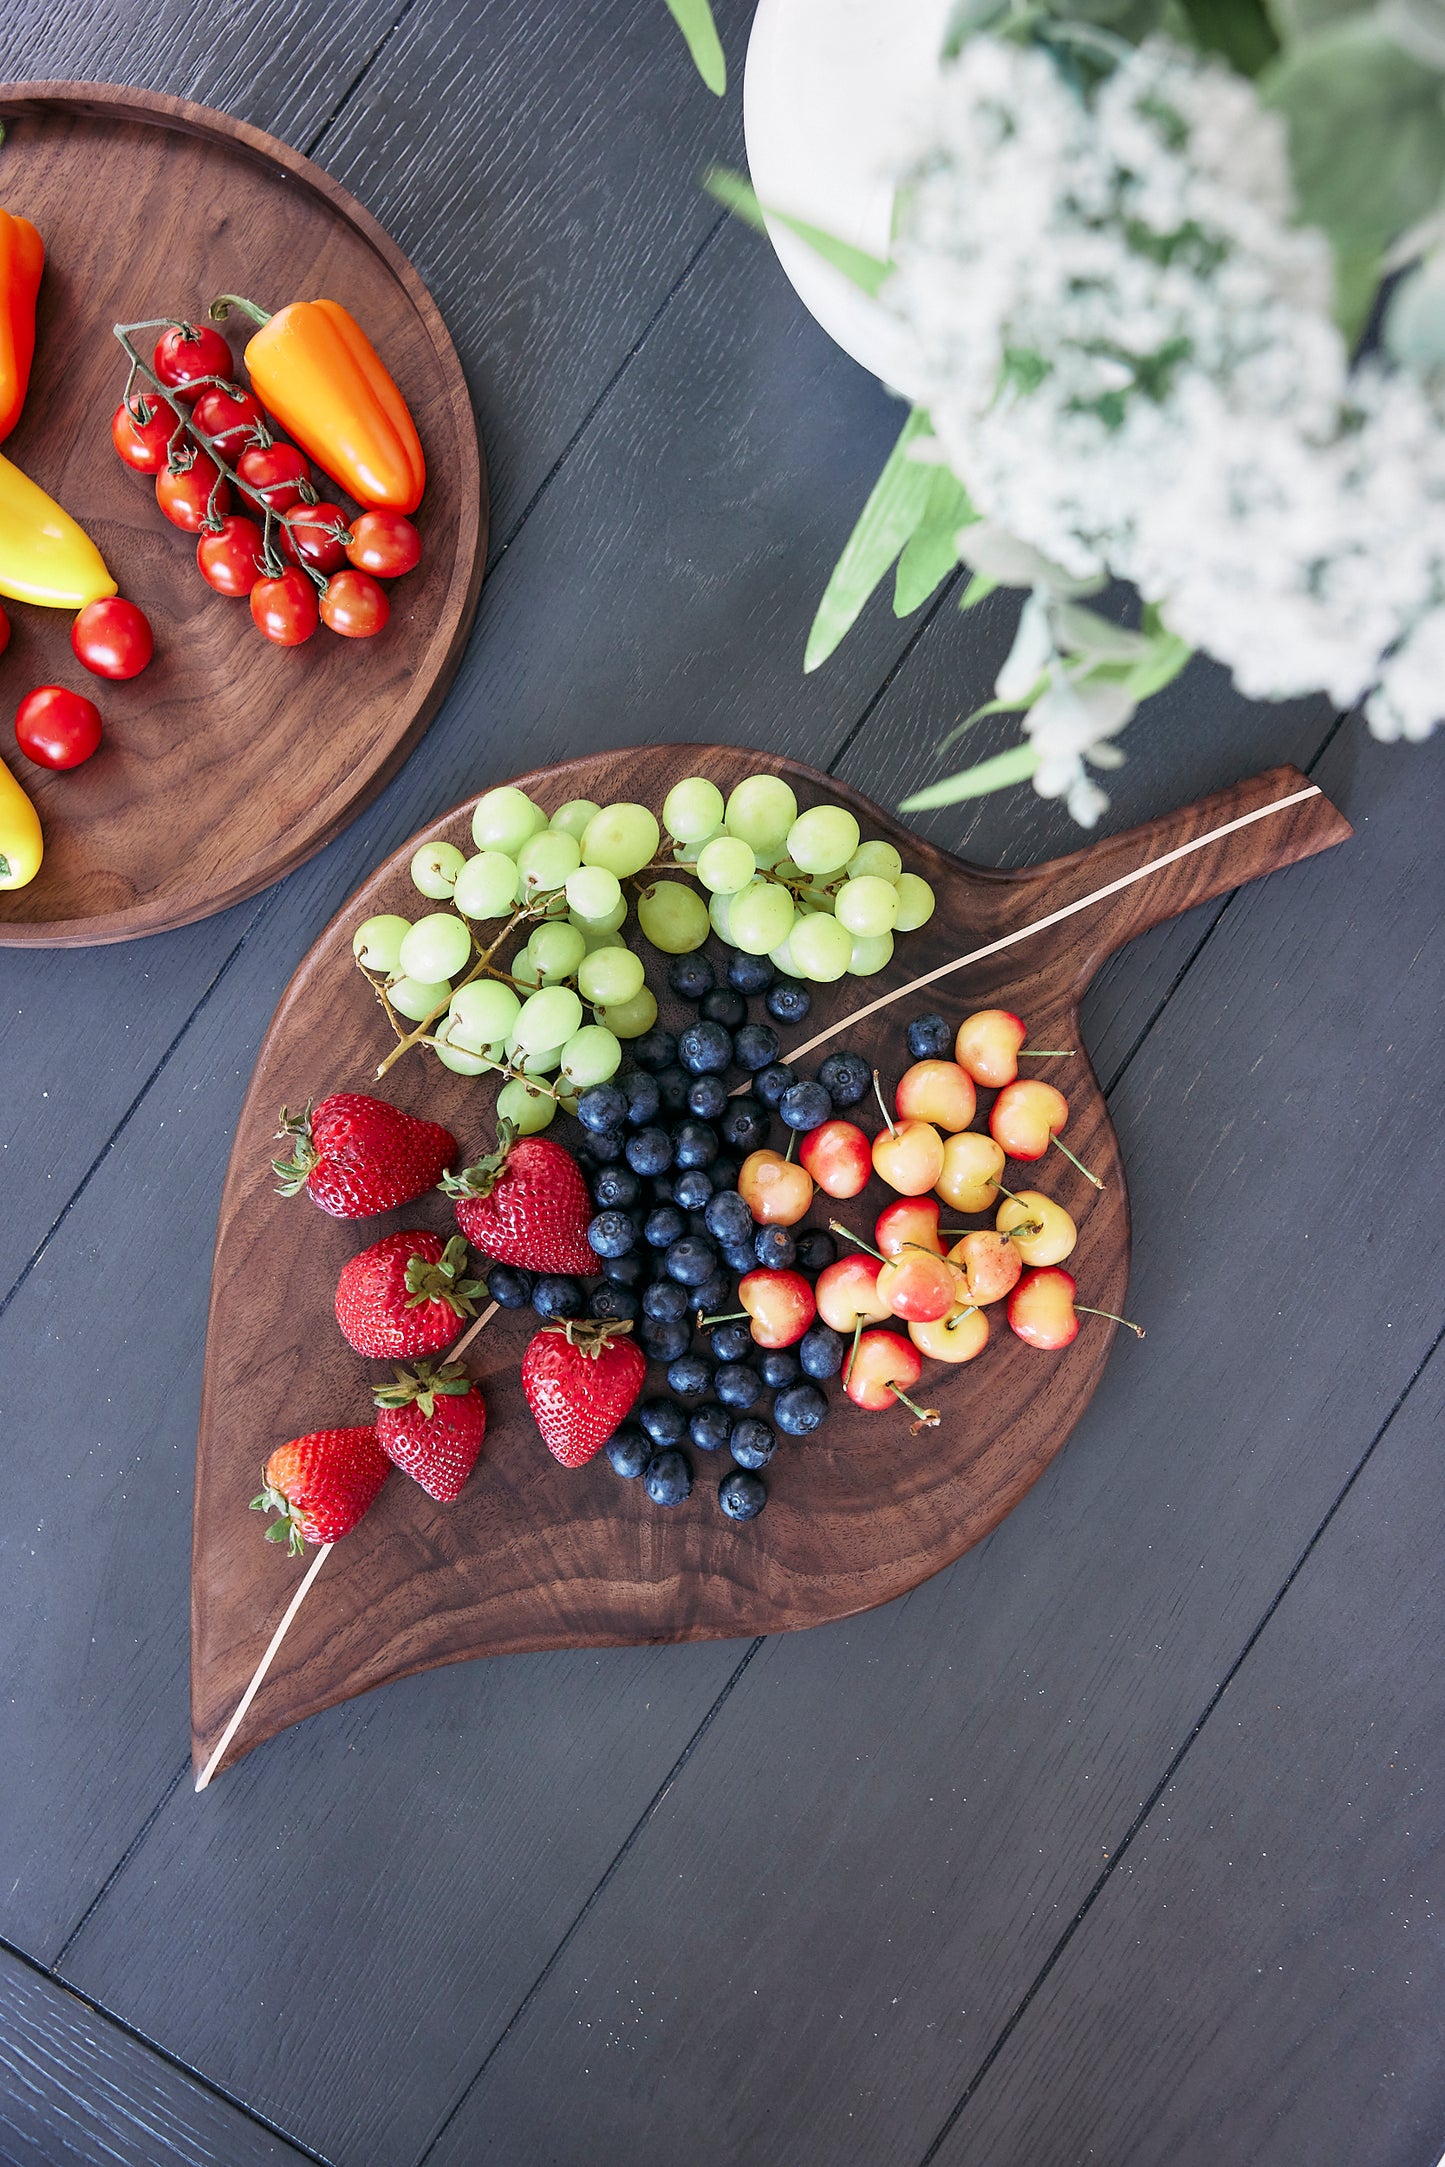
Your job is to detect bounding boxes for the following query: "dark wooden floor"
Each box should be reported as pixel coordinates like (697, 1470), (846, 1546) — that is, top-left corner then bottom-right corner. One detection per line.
(3, 5), (1443, 2162)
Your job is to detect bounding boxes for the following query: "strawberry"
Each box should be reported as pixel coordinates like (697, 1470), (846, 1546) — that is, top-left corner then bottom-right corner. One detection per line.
(251, 1426), (390, 1552)
(521, 1319), (645, 1468)
(273, 1093), (456, 1219)
(373, 1361), (485, 1502)
(442, 1121), (595, 1274)
(335, 1231), (485, 1359)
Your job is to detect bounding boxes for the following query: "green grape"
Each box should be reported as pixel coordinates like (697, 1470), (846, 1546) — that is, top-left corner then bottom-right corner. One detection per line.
(788, 910), (853, 982)
(410, 841), (466, 900)
(893, 873), (937, 931)
(662, 776), (725, 844)
(353, 914), (410, 973)
(578, 945), (646, 1006)
(399, 912), (472, 983)
(598, 986), (659, 1040)
(787, 804), (861, 877)
(433, 1036), (492, 1076)
(672, 828), (723, 866)
(560, 1024), (623, 1088)
(847, 929), (894, 976)
(568, 900), (627, 941)
(565, 865), (622, 921)
(471, 785), (545, 854)
(847, 839), (903, 882)
(511, 945), (542, 990)
(496, 1076), (557, 1134)
(769, 931), (799, 975)
(727, 881), (796, 957)
(549, 798), (599, 841)
(723, 773), (797, 855)
(696, 836), (756, 895)
(578, 922), (629, 954)
(504, 1031), (564, 1075)
(529, 920), (588, 983)
(637, 880), (710, 954)
(580, 802), (660, 878)
(516, 827), (582, 899)
(448, 980), (520, 1053)
(835, 874), (900, 938)
(708, 889), (735, 943)
(388, 975), (452, 1022)
(514, 985), (584, 1052)
(453, 851), (521, 921)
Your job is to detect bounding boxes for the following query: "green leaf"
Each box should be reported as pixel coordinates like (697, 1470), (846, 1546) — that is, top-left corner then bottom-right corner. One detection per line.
(1261, 24), (1445, 259)
(894, 469), (977, 617)
(957, 570), (1000, 611)
(664, 0), (726, 95)
(703, 166), (892, 297)
(804, 408), (937, 672)
(899, 741), (1043, 812)
(937, 682), (1049, 753)
(1177, 0), (1279, 70)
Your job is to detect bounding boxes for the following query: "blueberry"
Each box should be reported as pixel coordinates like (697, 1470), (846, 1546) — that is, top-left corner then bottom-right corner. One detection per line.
(673, 1120), (719, 1170)
(602, 1252), (645, 1287)
(907, 1012), (951, 1061)
(640, 1316), (692, 1363)
(754, 1224), (797, 1271)
(643, 1278), (690, 1321)
(727, 951), (774, 995)
(673, 1167), (714, 1213)
(667, 1354), (714, 1400)
(798, 1323), (846, 1380)
(722, 1240), (761, 1277)
(766, 979), (811, 1025)
(577, 1082), (628, 1134)
(679, 1020), (732, 1076)
(752, 1063), (795, 1112)
(621, 1069), (661, 1127)
(533, 1275), (583, 1319)
(758, 1347), (801, 1390)
(644, 1204), (686, 1250)
(606, 1424), (652, 1479)
(587, 1210), (635, 1260)
(818, 1050), (870, 1108)
(590, 1281), (640, 1322)
(655, 1063), (692, 1114)
(575, 1130), (625, 1165)
(644, 1448), (692, 1507)
(668, 954), (715, 1002)
(716, 1362), (764, 1411)
(634, 1027), (679, 1073)
(733, 1022), (780, 1073)
(690, 1404), (732, 1454)
(721, 1100), (770, 1154)
(709, 1322), (753, 1364)
(795, 1228), (838, 1274)
(686, 1073), (729, 1122)
(665, 1236), (717, 1287)
(729, 1415), (776, 1469)
(774, 1381), (829, 1435)
(625, 1126), (673, 1177)
(779, 1079), (832, 1132)
(485, 1264), (532, 1309)
(705, 1190), (754, 1246)
(592, 1162), (641, 1210)
(693, 1271), (733, 1316)
(719, 1467), (767, 1520)
(701, 986), (747, 1030)
(711, 1155), (741, 1192)
(638, 1397), (688, 1449)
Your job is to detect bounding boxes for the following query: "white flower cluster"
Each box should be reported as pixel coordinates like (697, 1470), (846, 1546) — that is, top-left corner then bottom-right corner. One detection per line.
(886, 36), (1445, 809)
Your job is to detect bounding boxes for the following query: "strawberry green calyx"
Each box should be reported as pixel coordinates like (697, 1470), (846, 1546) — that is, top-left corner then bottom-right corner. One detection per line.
(438, 1118), (517, 1202)
(373, 1360), (473, 1418)
(404, 1234), (485, 1317)
(538, 1317), (635, 1360)
(250, 1480), (307, 1556)
(271, 1102), (318, 1196)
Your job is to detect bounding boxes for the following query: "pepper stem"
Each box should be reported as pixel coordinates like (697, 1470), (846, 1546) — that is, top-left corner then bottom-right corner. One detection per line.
(209, 294), (274, 328)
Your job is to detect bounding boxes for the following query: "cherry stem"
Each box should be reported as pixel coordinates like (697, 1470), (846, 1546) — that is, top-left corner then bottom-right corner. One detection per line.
(1049, 1133), (1104, 1190)
(697, 1310), (748, 1327)
(829, 1219), (885, 1263)
(884, 1381), (941, 1432)
(944, 1306), (979, 1332)
(1076, 1305), (1145, 1339)
(1019, 1048), (1074, 1058)
(999, 1220), (1043, 1243)
(784, 1129), (797, 1163)
(845, 1317), (864, 1382)
(871, 1069), (898, 1139)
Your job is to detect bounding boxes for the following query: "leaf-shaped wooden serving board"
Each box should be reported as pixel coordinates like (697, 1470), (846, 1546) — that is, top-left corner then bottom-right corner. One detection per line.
(193, 748), (1350, 1784)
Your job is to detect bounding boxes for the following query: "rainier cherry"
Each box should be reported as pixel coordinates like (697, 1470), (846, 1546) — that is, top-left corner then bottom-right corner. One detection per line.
(738, 1148), (814, 1226)
(733, 1268), (817, 1347)
(1007, 1267), (1144, 1349)
(990, 1080), (1103, 1189)
(996, 1188), (1077, 1266)
(870, 1071), (944, 1196)
(876, 1196), (943, 1258)
(815, 1253), (892, 1332)
(895, 1059), (976, 1134)
(947, 1229), (1026, 1306)
(936, 1130), (1006, 1214)
(799, 1118), (871, 1199)
(955, 1009), (1075, 1088)
(909, 1301), (989, 1363)
(843, 1329), (940, 1430)
(831, 1220), (956, 1324)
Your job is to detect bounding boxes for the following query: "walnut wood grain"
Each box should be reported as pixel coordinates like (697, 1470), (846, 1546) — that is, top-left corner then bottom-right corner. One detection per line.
(192, 748), (1350, 1779)
(0, 83), (486, 945)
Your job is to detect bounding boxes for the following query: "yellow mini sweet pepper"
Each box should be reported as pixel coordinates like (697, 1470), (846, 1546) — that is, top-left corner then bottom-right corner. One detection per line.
(0, 450), (116, 610)
(0, 753), (43, 891)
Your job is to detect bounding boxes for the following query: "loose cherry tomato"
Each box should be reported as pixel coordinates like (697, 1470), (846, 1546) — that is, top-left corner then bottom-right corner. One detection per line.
(70, 598), (154, 680)
(156, 452), (230, 533)
(236, 440), (311, 512)
(0, 604), (9, 659)
(111, 394), (175, 474)
(319, 569), (389, 638)
(191, 381), (263, 459)
(280, 501), (350, 575)
(197, 515), (266, 597)
(152, 321), (232, 402)
(16, 686), (103, 769)
(345, 509), (422, 579)
(250, 567), (319, 646)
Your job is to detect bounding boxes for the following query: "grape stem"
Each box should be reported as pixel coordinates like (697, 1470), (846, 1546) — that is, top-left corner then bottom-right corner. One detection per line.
(367, 905), (535, 1078)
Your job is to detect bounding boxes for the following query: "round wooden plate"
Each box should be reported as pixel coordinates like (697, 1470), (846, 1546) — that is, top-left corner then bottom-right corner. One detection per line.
(0, 83), (487, 945)
(191, 747), (1350, 1780)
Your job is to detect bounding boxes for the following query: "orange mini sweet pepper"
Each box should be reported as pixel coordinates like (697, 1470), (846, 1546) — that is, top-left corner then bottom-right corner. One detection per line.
(211, 293), (425, 515)
(0, 209), (44, 443)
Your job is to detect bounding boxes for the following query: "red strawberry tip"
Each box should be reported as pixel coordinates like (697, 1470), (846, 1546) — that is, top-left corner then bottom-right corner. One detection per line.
(437, 1117), (518, 1202)
(403, 1234), (486, 1318)
(372, 1360), (474, 1418)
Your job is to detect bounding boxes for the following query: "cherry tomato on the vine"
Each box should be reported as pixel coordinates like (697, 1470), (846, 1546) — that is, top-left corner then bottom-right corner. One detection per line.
(152, 322), (232, 402)
(156, 452), (230, 534)
(111, 395), (175, 474)
(320, 569), (389, 639)
(15, 686), (103, 770)
(197, 515), (266, 598)
(190, 381), (263, 459)
(280, 501), (350, 575)
(250, 567), (319, 646)
(71, 598), (154, 681)
(345, 509), (421, 579)
(236, 440), (311, 512)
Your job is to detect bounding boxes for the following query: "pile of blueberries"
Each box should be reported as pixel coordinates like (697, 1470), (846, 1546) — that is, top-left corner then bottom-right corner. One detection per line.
(486, 950), (875, 1522)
